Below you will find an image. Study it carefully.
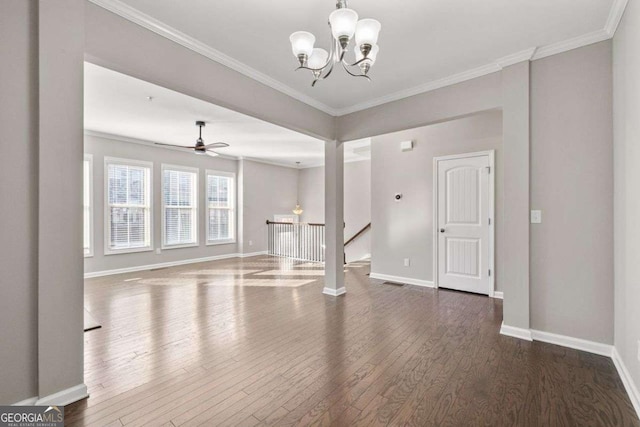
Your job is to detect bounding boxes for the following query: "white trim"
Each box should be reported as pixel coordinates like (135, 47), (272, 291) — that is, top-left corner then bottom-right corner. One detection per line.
(35, 384), (88, 406)
(83, 154), (94, 258)
(323, 287), (346, 296)
(531, 329), (613, 357)
(104, 156), (154, 255)
(88, 0), (629, 118)
(12, 396), (38, 406)
(205, 169), (237, 245)
(369, 272), (435, 288)
(496, 47), (538, 69)
(239, 250), (268, 258)
(500, 322), (533, 341)
(433, 150), (495, 296)
(161, 164), (199, 249)
(86, 0), (338, 116)
(612, 347), (640, 417)
(605, 0), (630, 37)
(84, 252), (241, 278)
(532, 29), (610, 60)
(492, 291), (503, 300)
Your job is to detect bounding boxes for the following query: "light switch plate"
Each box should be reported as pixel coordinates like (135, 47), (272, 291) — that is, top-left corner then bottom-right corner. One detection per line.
(404, 258), (410, 267)
(531, 210), (542, 224)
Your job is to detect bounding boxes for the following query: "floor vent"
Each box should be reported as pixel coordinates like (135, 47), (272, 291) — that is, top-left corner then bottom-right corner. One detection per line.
(382, 281), (405, 287)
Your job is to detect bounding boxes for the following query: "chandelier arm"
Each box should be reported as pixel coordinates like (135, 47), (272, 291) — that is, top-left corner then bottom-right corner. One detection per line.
(340, 60), (371, 80)
(344, 57), (370, 68)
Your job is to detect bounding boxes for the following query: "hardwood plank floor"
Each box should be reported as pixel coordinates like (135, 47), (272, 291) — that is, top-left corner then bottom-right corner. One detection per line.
(66, 256), (639, 426)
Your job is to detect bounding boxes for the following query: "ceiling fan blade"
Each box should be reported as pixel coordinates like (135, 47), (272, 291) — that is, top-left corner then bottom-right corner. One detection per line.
(154, 142), (196, 149)
(204, 142), (229, 149)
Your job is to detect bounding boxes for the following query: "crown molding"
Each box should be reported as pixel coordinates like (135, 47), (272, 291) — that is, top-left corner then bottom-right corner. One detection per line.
(605, 0), (629, 36)
(87, 0), (339, 116)
(89, 0), (628, 118)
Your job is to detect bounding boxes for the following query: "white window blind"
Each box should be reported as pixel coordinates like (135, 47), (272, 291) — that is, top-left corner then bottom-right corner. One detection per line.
(106, 159), (152, 253)
(206, 171), (235, 244)
(83, 156), (93, 256)
(163, 166), (198, 247)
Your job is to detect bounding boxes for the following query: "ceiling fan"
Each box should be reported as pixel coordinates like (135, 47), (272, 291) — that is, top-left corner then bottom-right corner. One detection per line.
(155, 121), (229, 157)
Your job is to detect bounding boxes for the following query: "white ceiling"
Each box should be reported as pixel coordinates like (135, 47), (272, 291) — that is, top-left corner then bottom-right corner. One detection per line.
(92, 0), (621, 114)
(85, 63), (370, 167)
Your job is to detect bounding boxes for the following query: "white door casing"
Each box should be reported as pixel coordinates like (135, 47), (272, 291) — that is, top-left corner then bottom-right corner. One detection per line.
(434, 151), (494, 296)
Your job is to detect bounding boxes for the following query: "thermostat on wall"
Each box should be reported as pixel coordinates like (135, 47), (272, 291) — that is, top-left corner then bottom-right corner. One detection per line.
(400, 140), (413, 152)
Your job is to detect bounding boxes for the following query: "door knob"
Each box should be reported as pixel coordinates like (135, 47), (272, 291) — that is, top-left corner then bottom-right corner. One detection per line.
(440, 228), (445, 233)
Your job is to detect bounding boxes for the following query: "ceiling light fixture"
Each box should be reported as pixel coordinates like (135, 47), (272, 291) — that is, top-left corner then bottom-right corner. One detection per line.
(289, 0), (381, 86)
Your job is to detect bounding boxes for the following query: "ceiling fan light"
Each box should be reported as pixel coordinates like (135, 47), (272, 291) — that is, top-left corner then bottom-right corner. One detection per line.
(205, 151), (219, 157)
(355, 19), (381, 47)
(329, 8), (358, 40)
(307, 48), (329, 69)
(289, 31), (316, 58)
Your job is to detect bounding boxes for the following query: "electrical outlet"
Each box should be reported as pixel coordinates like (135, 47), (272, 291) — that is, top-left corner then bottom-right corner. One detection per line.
(155, 248), (162, 255)
(249, 240), (253, 246)
(530, 210), (542, 224)
(404, 258), (410, 267)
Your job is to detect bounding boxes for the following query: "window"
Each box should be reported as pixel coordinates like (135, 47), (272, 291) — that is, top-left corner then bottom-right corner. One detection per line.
(206, 170), (235, 245)
(162, 165), (198, 248)
(83, 155), (93, 257)
(105, 158), (152, 254)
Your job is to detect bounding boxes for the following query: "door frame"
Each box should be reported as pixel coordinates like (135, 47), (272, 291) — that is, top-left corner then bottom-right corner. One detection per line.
(433, 150), (495, 297)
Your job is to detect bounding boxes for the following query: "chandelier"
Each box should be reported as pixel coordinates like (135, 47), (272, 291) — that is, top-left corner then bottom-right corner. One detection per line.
(289, 0), (381, 86)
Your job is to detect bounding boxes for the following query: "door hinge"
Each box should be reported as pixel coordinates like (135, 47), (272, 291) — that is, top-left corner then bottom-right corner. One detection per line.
(486, 166), (491, 174)
(488, 218), (491, 225)
(488, 269), (491, 277)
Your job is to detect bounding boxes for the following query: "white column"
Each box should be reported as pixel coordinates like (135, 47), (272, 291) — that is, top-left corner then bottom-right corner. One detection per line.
(324, 140), (345, 296)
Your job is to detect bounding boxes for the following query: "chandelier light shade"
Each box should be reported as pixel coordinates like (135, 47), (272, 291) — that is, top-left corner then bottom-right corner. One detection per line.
(308, 48), (330, 70)
(292, 204), (304, 216)
(289, 0), (381, 86)
(355, 19), (381, 47)
(329, 8), (359, 40)
(289, 31), (316, 59)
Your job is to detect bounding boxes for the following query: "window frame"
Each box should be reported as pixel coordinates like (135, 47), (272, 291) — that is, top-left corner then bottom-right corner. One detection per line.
(83, 154), (94, 258)
(205, 169), (236, 246)
(161, 164), (199, 250)
(103, 157), (154, 255)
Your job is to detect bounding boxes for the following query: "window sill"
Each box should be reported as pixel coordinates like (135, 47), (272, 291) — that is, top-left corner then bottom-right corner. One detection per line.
(104, 246), (153, 256)
(206, 239), (236, 246)
(161, 242), (199, 250)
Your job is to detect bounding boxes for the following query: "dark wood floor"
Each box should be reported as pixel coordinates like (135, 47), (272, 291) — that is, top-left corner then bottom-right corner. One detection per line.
(66, 256), (639, 426)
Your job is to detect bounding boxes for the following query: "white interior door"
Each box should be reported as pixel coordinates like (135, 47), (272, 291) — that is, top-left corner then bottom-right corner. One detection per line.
(436, 153), (492, 295)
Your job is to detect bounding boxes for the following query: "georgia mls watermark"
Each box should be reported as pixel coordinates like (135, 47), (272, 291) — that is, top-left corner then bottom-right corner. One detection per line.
(0, 406), (64, 427)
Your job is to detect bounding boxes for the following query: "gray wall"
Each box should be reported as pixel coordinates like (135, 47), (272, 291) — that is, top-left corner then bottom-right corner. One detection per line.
(298, 160), (372, 262)
(614, 0), (640, 397)
(370, 111), (503, 287)
(84, 135), (239, 274)
(530, 41), (614, 343)
(0, 0), (39, 404)
(239, 160), (298, 253)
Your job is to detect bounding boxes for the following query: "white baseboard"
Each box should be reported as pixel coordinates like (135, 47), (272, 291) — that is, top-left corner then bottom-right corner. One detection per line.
(500, 322), (533, 341)
(35, 383), (88, 406)
(531, 329), (613, 357)
(492, 291), (504, 299)
(12, 396), (38, 406)
(239, 250), (268, 258)
(85, 252), (267, 278)
(323, 287), (346, 297)
(369, 272), (435, 288)
(612, 347), (640, 418)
